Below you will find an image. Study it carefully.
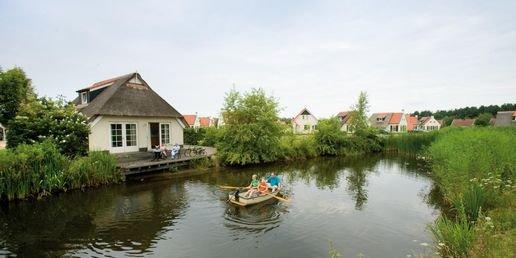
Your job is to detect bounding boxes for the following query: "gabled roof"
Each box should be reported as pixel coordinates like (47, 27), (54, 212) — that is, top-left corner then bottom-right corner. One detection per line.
(419, 116), (431, 124)
(369, 113), (393, 127)
(75, 73), (185, 121)
(199, 117), (210, 127)
(389, 113), (403, 124)
(293, 108), (316, 119)
(451, 118), (475, 127)
(337, 111), (352, 125)
(406, 115), (418, 131)
(183, 115), (197, 126)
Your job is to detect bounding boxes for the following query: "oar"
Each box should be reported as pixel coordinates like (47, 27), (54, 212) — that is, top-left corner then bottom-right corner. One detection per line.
(218, 185), (248, 190)
(264, 192), (291, 203)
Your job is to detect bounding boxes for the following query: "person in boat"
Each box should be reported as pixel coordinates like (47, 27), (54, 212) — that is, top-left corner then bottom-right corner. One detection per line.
(244, 174), (260, 198)
(266, 173), (281, 191)
(257, 177), (269, 195)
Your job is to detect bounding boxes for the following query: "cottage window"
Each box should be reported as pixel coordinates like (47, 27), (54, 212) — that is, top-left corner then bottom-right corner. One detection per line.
(161, 123), (170, 145)
(81, 92), (88, 104)
(110, 124), (123, 147)
(125, 124), (137, 146)
(304, 125), (310, 131)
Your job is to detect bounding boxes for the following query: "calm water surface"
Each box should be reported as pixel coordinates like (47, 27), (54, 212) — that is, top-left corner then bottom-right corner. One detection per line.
(0, 155), (440, 257)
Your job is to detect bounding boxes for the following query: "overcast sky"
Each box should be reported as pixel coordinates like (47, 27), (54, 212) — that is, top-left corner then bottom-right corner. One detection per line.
(1, 0), (515, 118)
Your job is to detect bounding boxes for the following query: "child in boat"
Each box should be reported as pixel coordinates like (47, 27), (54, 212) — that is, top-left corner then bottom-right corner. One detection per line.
(244, 175), (259, 198)
(266, 173), (281, 191)
(258, 177), (269, 194)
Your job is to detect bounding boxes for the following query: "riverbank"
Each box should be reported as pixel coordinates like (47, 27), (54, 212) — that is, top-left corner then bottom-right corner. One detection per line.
(0, 141), (122, 201)
(386, 127), (515, 257)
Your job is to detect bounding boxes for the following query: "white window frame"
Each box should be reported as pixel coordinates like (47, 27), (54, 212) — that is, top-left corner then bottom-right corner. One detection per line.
(81, 92), (88, 104)
(160, 123), (171, 145)
(110, 122), (138, 153)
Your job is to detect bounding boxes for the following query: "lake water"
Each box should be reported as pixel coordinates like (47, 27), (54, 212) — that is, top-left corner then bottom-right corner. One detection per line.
(0, 155), (440, 257)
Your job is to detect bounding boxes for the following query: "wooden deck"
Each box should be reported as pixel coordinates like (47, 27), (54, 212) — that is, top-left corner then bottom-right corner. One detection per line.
(116, 145), (216, 175)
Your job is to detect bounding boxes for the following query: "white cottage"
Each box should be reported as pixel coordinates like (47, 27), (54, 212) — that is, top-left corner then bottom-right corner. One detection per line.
(416, 116), (441, 131)
(292, 108), (318, 134)
(369, 112), (408, 133)
(74, 73), (186, 153)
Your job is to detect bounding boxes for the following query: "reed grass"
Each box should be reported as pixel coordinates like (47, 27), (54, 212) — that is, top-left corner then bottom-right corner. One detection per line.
(0, 141), (121, 201)
(427, 127), (516, 257)
(384, 131), (439, 154)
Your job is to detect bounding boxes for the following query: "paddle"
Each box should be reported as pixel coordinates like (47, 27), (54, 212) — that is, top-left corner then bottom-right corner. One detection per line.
(263, 191), (291, 203)
(218, 185), (248, 190)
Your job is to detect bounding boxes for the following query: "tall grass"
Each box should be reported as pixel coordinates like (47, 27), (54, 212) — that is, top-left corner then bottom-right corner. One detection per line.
(0, 141), (121, 201)
(279, 134), (318, 160)
(384, 131), (439, 153)
(427, 127), (516, 257)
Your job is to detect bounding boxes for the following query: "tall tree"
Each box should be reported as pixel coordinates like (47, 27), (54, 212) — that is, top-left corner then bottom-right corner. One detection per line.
(348, 91), (370, 133)
(0, 67), (33, 125)
(217, 88), (283, 165)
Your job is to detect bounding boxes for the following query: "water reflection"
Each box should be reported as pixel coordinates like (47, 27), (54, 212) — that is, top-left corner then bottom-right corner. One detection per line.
(0, 155), (438, 258)
(0, 180), (188, 257)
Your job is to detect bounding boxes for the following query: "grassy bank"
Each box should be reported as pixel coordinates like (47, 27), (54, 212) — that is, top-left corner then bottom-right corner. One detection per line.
(427, 127), (515, 257)
(0, 141), (122, 201)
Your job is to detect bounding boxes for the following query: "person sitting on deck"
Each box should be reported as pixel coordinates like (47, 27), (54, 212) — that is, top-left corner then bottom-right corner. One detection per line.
(244, 174), (259, 198)
(171, 143), (180, 159)
(160, 144), (169, 158)
(258, 177), (269, 195)
(152, 145), (162, 161)
(266, 173), (281, 191)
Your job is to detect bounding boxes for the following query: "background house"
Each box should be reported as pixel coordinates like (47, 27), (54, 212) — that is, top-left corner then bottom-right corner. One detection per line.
(451, 118), (476, 127)
(417, 116), (441, 131)
(183, 114), (200, 129)
(369, 113), (407, 133)
(292, 108), (318, 134)
(74, 73), (186, 153)
(494, 111), (516, 126)
(337, 111), (353, 133)
(0, 123), (5, 149)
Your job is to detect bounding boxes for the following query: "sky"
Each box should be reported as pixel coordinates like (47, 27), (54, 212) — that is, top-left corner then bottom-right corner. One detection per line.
(1, 0), (515, 118)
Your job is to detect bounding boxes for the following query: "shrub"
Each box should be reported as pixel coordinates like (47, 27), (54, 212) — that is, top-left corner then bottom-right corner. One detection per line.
(279, 134), (317, 160)
(184, 127), (203, 145)
(7, 97), (89, 157)
(314, 118), (347, 155)
(66, 151), (121, 189)
(199, 127), (223, 147)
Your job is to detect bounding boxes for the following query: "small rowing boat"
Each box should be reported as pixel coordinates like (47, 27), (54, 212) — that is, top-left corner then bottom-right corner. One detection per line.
(228, 188), (281, 206)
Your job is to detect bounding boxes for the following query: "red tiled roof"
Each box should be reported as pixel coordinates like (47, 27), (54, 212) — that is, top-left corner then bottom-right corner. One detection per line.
(199, 117), (210, 127)
(389, 113), (403, 124)
(406, 115), (418, 131)
(337, 111), (349, 117)
(451, 119), (475, 127)
(183, 115), (197, 126)
(78, 73), (133, 92)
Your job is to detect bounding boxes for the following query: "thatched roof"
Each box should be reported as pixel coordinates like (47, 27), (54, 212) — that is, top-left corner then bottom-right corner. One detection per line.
(74, 73), (185, 123)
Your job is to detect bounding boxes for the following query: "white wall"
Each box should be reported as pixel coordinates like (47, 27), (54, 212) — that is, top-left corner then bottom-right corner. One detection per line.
(89, 115), (184, 153)
(292, 114), (318, 134)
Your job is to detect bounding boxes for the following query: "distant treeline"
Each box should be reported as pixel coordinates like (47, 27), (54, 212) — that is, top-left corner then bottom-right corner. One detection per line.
(413, 103), (516, 120)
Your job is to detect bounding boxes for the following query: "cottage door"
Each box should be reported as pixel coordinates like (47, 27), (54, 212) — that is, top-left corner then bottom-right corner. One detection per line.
(150, 123), (160, 148)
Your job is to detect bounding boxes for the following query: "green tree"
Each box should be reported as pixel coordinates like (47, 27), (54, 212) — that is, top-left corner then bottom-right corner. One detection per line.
(7, 97), (90, 156)
(0, 67), (34, 125)
(314, 118), (347, 155)
(348, 91), (369, 133)
(217, 88), (283, 165)
(474, 112), (492, 127)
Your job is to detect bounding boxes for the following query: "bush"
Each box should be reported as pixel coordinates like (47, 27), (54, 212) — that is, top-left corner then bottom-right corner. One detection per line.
(7, 97), (89, 157)
(279, 134), (318, 160)
(66, 151), (121, 189)
(199, 127), (223, 147)
(184, 127), (203, 145)
(314, 118), (348, 155)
